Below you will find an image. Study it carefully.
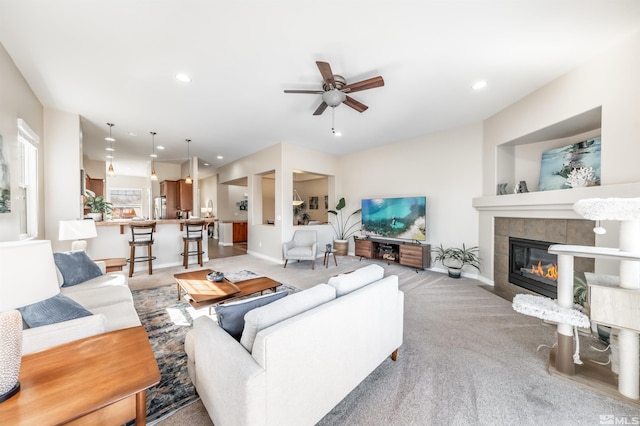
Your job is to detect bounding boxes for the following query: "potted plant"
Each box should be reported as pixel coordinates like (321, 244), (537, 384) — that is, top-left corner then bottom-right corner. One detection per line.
(328, 197), (362, 256)
(432, 243), (480, 278)
(84, 190), (113, 222)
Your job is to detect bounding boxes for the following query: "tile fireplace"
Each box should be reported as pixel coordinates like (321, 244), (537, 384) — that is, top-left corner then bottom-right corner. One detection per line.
(494, 217), (595, 299)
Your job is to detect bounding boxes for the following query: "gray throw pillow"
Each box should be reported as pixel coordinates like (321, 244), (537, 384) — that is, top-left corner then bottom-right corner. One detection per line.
(215, 291), (288, 340)
(53, 250), (103, 287)
(19, 294), (93, 328)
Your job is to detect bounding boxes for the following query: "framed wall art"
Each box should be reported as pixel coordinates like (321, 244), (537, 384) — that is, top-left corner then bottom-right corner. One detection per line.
(538, 136), (601, 191)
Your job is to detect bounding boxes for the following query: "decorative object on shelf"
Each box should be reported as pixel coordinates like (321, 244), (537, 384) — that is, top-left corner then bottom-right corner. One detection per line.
(497, 183), (508, 195)
(0, 240), (60, 403)
(538, 136), (601, 191)
(184, 139), (193, 184)
(432, 243), (480, 278)
(565, 166), (596, 188)
(328, 197), (362, 255)
(150, 131), (158, 181)
(514, 180), (529, 193)
(58, 219), (98, 251)
(84, 189), (113, 221)
(105, 123), (115, 177)
(325, 243), (332, 252)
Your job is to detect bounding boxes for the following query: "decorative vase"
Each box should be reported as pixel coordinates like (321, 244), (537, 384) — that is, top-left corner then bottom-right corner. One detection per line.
(333, 240), (348, 256)
(87, 212), (103, 222)
(447, 267), (462, 279)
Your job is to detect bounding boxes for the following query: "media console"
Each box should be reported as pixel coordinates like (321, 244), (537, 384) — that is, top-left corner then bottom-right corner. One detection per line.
(355, 237), (431, 270)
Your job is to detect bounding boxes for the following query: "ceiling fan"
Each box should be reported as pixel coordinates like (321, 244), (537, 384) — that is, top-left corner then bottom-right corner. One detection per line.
(284, 61), (384, 115)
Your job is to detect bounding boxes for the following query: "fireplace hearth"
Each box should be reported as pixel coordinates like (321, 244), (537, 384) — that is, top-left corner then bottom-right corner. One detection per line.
(509, 237), (558, 298)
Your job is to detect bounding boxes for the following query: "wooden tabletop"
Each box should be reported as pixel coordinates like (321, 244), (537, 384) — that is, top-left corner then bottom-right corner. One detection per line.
(0, 326), (160, 425)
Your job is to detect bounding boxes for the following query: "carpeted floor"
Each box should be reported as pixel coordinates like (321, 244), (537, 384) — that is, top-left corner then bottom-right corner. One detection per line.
(130, 255), (639, 426)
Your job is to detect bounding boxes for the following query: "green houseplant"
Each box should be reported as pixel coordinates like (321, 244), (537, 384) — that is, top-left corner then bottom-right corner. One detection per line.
(432, 243), (480, 278)
(328, 197), (362, 255)
(84, 190), (113, 221)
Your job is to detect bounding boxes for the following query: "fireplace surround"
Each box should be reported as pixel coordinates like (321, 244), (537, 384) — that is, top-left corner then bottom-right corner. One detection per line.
(494, 218), (595, 299)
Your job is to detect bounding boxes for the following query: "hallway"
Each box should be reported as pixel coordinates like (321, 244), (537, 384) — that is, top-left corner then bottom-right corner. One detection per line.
(207, 237), (247, 260)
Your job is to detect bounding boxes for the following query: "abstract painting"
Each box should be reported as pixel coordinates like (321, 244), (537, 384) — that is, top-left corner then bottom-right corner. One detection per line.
(538, 136), (601, 191)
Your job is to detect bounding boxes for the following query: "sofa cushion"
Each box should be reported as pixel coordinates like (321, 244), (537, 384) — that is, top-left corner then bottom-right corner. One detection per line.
(327, 264), (385, 296)
(240, 284), (336, 352)
(18, 294), (93, 328)
(53, 250), (103, 287)
(215, 291), (289, 340)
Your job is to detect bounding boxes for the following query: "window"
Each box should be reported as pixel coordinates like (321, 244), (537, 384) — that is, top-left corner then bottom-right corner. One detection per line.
(17, 119), (39, 239)
(109, 188), (143, 219)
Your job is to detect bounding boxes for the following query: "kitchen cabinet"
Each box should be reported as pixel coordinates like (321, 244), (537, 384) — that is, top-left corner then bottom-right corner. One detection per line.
(177, 179), (193, 213)
(160, 180), (178, 219)
(233, 222), (247, 243)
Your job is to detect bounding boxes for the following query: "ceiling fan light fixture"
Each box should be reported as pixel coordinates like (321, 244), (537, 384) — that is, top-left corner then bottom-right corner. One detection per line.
(322, 89), (346, 107)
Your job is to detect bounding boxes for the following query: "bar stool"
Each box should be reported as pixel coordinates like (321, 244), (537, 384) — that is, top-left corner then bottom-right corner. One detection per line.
(181, 220), (205, 268)
(127, 222), (156, 277)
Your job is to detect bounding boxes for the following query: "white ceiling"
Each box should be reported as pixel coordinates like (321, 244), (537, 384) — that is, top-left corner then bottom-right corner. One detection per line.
(1, 1), (639, 173)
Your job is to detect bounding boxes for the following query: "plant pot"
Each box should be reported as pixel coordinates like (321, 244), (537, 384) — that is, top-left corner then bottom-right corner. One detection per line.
(447, 267), (462, 279)
(333, 240), (348, 256)
(86, 212), (103, 222)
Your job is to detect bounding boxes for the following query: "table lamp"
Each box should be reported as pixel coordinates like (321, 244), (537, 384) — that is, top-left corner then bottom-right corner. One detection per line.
(59, 219), (97, 251)
(0, 240), (59, 402)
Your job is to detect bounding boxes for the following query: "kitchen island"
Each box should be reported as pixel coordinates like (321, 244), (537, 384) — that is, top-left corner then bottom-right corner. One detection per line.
(86, 219), (217, 273)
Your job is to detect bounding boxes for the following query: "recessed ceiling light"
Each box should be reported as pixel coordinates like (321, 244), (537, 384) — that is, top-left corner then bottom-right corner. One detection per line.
(203, 163), (210, 166)
(157, 146), (165, 150)
(105, 136), (115, 142)
(106, 155), (113, 159)
(217, 155), (223, 159)
(176, 73), (192, 83)
(472, 80), (487, 90)
(105, 147), (115, 152)
(150, 153), (158, 158)
(334, 131), (342, 137)
(128, 132), (137, 136)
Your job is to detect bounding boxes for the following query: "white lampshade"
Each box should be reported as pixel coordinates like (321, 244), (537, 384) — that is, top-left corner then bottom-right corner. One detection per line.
(0, 240), (60, 311)
(59, 219), (97, 251)
(0, 240), (60, 402)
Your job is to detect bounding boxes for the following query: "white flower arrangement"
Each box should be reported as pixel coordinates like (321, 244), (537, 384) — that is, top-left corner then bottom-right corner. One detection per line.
(565, 167), (595, 188)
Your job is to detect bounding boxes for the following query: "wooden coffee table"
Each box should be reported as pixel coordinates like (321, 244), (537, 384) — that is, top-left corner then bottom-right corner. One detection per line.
(174, 269), (281, 311)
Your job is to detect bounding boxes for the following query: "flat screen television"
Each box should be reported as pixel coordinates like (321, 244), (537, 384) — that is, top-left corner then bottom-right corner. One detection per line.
(361, 196), (426, 241)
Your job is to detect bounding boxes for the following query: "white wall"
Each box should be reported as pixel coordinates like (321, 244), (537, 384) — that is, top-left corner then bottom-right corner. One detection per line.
(0, 42), (43, 241)
(199, 174), (218, 217)
(338, 123), (483, 257)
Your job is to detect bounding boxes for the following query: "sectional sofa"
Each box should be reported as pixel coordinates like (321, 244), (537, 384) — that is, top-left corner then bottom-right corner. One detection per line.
(185, 264), (404, 426)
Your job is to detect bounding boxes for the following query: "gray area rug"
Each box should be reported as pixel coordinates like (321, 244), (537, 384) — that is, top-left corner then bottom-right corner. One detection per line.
(141, 255), (639, 425)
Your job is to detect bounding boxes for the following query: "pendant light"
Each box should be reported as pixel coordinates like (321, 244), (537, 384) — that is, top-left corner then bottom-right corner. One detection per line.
(106, 123), (115, 176)
(292, 190), (304, 206)
(185, 139), (193, 184)
(150, 131), (158, 181)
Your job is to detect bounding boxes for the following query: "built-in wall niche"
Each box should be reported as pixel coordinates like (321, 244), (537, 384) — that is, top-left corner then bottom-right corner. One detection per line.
(293, 171), (329, 225)
(496, 106), (602, 194)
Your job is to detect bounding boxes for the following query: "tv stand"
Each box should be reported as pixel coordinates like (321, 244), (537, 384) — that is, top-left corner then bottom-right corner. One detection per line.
(355, 237), (431, 270)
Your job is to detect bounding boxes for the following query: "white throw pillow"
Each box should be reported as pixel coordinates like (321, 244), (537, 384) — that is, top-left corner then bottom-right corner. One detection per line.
(327, 264), (384, 296)
(240, 283), (336, 352)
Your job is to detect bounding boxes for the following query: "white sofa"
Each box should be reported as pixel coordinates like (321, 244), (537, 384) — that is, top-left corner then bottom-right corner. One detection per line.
(1, 240), (141, 355)
(185, 264), (404, 426)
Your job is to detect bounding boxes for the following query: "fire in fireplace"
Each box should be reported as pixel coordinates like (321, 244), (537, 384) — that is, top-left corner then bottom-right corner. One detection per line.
(509, 237), (558, 298)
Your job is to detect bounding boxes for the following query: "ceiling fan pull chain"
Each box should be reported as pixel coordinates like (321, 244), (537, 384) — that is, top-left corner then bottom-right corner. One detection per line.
(331, 106), (336, 134)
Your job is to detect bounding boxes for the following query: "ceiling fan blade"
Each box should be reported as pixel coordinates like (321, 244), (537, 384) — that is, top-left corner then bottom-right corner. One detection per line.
(343, 96), (368, 113)
(341, 76), (384, 93)
(316, 61), (336, 88)
(313, 101), (329, 116)
(284, 89), (324, 94)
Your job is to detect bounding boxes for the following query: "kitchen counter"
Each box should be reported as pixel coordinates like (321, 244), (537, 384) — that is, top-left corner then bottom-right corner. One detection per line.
(87, 218), (217, 271)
